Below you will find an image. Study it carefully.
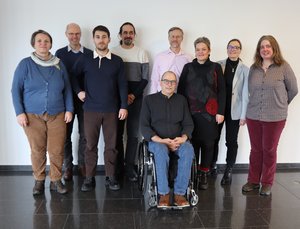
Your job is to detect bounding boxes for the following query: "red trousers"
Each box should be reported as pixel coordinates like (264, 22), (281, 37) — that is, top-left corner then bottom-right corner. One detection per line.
(246, 118), (286, 186)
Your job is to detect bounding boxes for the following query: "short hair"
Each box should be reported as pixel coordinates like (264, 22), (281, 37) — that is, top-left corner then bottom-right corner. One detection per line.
(168, 27), (184, 36)
(253, 35), (285, 67)
(118, 22), (136, 45)
(194, 37), (210, 50)
(65, 23), (81, 33)
(30, 29), (52, 48)
(227, 38), (242, 50)
(161, 71), (177, 81)
(92, 25), (110, 38)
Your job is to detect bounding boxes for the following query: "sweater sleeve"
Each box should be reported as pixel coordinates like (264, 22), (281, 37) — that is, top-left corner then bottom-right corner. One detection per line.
(118, 60), (128, 109)
(131, 62), (149, 97)
(71, 55), (85, 95)
(60, 62), (74, 113)
(11, 59), (27, 116)
(284, 63), (298, 104)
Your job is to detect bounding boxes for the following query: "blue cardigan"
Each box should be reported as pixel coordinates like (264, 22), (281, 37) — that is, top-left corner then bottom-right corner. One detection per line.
(11, 57), (74, 116)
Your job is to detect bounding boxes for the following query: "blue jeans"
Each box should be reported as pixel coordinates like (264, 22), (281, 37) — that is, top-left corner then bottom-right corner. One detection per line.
(148, 141), (194, 195)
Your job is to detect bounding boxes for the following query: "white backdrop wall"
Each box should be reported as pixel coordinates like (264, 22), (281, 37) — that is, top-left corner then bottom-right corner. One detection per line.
(1, 0), (300, 166)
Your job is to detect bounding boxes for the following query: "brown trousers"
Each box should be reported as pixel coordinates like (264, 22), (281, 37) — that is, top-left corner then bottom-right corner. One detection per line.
(23, 112), (66, 181)
(84, 112), (118, 177)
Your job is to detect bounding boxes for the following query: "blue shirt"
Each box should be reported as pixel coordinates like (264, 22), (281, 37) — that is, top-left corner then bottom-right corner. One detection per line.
(11, 57), (74, 116)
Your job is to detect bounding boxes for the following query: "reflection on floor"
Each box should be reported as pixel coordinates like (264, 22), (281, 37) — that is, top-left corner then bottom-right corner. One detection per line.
(0, 172), (300, 228)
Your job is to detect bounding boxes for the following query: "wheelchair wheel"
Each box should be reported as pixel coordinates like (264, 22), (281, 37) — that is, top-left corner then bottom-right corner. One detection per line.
(148, 194), (157, 207)
(137, 141), (145, 192)
(189, 189), (199, 206)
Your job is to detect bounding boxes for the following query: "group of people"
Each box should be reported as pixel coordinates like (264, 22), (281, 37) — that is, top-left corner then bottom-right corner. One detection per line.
(11, 22), (298, 208)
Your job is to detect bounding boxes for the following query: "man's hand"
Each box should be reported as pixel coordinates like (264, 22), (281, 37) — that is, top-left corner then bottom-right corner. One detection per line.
(17, 113), (28, 127)
(78, 91), (86, 102)
(118, 109), (128, 120)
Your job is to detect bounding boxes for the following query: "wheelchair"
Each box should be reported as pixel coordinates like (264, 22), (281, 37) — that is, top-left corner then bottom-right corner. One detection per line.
(137, 140), (199, 209)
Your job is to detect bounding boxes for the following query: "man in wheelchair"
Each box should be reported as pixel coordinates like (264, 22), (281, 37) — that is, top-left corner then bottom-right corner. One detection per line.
(140, 71), (194, 208)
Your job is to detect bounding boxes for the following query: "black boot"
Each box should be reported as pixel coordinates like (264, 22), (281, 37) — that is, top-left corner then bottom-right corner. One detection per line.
(221, 166), (232, 185)
(198, 171), (208, 190)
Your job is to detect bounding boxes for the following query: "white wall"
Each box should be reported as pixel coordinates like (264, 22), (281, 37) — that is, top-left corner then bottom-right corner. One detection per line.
(1, 0), (300, 165)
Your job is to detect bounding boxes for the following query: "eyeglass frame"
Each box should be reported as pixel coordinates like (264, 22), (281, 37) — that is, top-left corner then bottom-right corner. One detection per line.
(161, 79), (177, 85)
(227, 45), (241, 50)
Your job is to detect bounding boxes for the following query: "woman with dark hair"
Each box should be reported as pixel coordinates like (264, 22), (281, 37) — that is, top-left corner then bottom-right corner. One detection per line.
(178, 37), (226, 190)
(242, 35), (298, 196)
(11, 30), (73, 195)
(212, 39), (249, 185)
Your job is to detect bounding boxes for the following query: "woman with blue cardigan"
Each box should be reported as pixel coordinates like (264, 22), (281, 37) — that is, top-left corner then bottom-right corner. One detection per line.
(11, 30), (73, 195)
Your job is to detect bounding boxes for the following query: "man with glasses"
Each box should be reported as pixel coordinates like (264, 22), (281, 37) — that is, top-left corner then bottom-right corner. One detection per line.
(149, 27), (191, 94)
(55, 23), (93, 181)
(140, 71), (194, 208)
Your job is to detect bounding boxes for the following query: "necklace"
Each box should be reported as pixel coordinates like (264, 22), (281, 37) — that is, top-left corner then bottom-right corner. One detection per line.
(227, 62), (237, 73)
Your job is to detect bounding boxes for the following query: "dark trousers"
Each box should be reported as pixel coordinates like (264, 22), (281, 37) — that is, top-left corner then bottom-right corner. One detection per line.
(64, 101), (86, 169)
(246, 118), (285, 186)
(84, 112), (118, 177)
(213, 115), (240, 167)
(116, 97), (142, 173)
(192, 113), (219, 170)
(192, 139), (215, 169)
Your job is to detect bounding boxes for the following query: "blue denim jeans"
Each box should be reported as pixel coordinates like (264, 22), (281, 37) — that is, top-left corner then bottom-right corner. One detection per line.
(148, 141), (194, 195)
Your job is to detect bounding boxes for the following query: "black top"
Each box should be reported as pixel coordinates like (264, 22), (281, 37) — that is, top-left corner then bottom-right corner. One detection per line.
(177, 58), (226, 121)
(140, 92), (194, 141)
(224, 58), (239, 115)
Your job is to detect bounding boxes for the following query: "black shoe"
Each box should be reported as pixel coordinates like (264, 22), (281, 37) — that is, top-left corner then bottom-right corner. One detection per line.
(221, 166), (232, 185)
(127, 170), (138, 182)
(81, 177), (96, 192)
(108, 177), (120, 191)
(210, 163), (218, 177)
(50, 180), (68, 194)
(63, 167), (73, 181)
(198, 171), (208, 190)
(33, 180), (45, 195)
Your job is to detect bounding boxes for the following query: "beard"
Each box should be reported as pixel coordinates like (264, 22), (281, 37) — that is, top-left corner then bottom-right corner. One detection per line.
(96, 43), (108, 52)
(123, 38), (133, 46)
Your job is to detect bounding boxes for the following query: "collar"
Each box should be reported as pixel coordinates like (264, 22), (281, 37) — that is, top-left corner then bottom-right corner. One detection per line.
(68, 45), (84, 53)
(159, 91), (175, 99)
(93, 50), (111, 60)
(167, 48), (185, 55)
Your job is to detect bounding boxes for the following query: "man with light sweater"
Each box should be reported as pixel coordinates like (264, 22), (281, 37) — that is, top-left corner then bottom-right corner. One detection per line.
(72, 25), (128, 191)
(112, 22), (149, 181)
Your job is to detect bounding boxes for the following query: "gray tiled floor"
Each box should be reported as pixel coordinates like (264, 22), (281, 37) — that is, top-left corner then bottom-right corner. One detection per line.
(0, 172), (300, 228)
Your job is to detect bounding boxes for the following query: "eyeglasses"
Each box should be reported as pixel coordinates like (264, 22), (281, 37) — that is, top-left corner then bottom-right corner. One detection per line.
(227, 45), (241, 50)
(161, 79), (177, 85)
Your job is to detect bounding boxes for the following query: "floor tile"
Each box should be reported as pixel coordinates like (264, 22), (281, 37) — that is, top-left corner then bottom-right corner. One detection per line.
(64, 213), (135, 229)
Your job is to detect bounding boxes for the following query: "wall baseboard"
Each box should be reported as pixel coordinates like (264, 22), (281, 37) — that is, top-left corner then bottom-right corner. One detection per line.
(0, 163), (300, 174)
